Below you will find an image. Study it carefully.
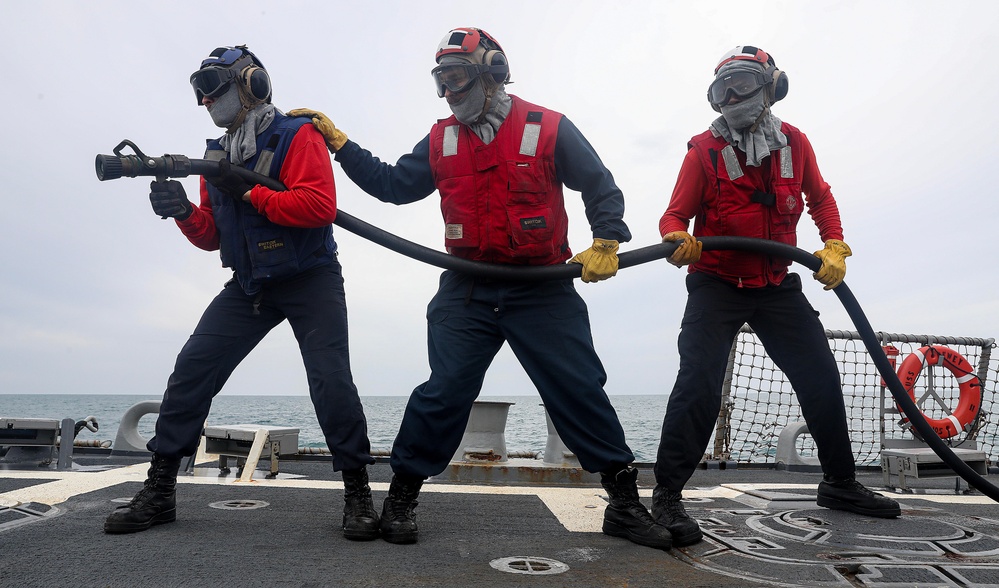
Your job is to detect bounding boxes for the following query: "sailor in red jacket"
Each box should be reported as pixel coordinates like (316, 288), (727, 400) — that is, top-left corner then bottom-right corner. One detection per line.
(291, 27), (671, 550)
(652, 46), (901, 546)
(104, 45), (378, 541)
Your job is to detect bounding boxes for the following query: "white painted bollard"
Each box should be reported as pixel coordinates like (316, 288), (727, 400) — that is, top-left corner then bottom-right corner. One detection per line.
(112, 400), (161, 455)
(775, 421), (821, 469)
(452, 401), (514, 463)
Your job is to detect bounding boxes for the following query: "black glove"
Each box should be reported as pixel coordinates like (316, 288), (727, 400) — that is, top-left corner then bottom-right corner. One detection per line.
(207, 159), (253, 200)
(149, 180), (193, 220)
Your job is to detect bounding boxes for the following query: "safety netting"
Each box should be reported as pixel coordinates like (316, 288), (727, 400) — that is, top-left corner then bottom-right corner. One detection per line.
(709, 327), (996, 467)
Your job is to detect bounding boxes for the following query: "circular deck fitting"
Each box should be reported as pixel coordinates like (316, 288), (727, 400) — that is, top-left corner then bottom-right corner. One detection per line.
(208, 499), (269, 510)
(489, 556), (570, 575)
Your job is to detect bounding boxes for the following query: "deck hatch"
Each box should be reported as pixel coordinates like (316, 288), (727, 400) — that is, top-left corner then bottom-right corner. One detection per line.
(489, 556), (569, 575)
(209, 499), (269, 510)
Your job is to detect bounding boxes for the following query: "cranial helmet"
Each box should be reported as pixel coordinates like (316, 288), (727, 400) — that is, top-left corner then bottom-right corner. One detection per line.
(431, 27), (510, 97)
(190, 45), (271, 106)
(707, 46), (788, 112)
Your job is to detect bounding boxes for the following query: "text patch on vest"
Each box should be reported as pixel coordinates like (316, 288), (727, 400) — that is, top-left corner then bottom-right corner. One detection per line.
(257, 238), (287, 253)
(520, 216), (548, 230)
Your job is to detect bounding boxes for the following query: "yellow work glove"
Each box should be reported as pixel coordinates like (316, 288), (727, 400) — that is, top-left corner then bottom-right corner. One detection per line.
(813, 239), (852, 290)
(662, 231), (702, 268)
(569, 238), (620, 283)
(286, 108), (348, 151)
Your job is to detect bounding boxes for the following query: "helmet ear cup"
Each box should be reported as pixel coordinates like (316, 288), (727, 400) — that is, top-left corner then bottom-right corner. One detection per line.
(239, 65), (272, 103)
(772, 69), (788, 102)
(482, 50), (509, 84)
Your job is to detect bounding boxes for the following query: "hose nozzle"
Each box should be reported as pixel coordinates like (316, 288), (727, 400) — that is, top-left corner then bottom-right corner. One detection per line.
(95, 139), (192, 181)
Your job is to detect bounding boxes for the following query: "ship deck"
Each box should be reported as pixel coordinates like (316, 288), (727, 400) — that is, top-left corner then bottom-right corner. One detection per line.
(2, 453), (998, 587)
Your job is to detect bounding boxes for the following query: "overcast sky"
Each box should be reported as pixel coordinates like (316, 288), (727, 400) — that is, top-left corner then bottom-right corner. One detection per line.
(2, 1), (996, 400)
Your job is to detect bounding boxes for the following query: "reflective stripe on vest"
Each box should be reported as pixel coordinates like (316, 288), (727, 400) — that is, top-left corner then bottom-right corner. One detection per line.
(441, 121), (542, 157)
(779, 145), (793, 178)
(720, 145), (743, 180)
(254, 151), (275, 176)
(519, 123), (541, 156)
(443, 125), (460, 157)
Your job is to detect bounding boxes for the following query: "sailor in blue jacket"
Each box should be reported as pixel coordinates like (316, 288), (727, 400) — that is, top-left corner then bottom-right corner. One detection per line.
(288, 27), (672, 550)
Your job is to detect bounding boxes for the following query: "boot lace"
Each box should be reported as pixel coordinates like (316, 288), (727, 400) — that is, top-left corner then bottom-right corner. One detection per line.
(125, 478), (159, 507)
(385, 497), (418, 520)
(345, 494), (378, 518)
(828, 478), (876, 497)
(664, 494), (689, 518)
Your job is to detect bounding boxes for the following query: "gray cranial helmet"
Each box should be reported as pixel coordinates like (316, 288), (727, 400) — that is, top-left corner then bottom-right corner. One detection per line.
(707, 46), (788, 112)
(431, 28), (510, 97)
(190, 45), (271, 106)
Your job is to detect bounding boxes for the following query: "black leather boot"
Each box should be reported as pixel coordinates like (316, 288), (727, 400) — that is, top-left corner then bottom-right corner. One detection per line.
(342, 467), (380, 541)
(379, 474), (423, 544)
(652, 485), (703, 546)
(104, 453), (181, 534)
(817, 475), (901, 518)
(600, 467), (672, 550)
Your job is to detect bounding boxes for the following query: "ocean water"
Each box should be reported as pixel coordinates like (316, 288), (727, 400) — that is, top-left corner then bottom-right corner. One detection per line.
(0, 394), (668, 462)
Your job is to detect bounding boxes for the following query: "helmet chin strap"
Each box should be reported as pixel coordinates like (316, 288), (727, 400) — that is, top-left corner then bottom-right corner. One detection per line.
(748, 95), (773, 133)
(472, 78), (498, 124)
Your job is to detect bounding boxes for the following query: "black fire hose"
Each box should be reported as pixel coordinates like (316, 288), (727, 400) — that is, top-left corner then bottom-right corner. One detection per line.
(96, 145), (999, 501)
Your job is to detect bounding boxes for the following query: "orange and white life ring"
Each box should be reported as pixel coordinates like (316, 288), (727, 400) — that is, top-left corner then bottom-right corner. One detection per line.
(896, 345), (981, 439)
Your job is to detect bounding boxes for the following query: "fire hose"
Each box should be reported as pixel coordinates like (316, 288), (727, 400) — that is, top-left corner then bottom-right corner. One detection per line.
(96, 142), (999, 502)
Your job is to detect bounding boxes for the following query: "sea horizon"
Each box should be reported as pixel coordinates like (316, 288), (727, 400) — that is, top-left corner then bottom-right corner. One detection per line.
(0, 393), (669, 462)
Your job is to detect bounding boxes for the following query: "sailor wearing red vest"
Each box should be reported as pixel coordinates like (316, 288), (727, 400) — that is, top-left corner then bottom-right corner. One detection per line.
(291, 27), (671, 550)
(652, 46), (901, 546)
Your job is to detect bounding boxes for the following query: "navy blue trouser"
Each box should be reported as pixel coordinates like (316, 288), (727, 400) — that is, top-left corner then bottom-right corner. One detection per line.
(390, 271), (636, 478)
(654, 272), (856, 490)
(147, 261), (374, 471)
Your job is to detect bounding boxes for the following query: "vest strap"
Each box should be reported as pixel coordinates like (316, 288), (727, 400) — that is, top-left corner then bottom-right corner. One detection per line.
(751, 190), (776, 206)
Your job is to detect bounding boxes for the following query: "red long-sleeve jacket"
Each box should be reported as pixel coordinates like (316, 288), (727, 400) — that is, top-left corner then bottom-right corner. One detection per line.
(659, 123), (843, 287)
(175, 124), (337, 251)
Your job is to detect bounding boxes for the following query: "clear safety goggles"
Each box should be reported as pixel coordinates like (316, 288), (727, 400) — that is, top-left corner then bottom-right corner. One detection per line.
(707, 69), (770, 107)
(190, 66), (239, 104)
(431, 63), (490, 97)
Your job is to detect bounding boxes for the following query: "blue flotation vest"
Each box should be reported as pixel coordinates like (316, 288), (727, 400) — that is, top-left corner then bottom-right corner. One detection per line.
(205, 114), (336, 295)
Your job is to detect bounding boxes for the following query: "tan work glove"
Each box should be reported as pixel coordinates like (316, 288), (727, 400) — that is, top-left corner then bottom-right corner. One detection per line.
(813, 239), (852, 290)
(287, 108), (349, 151)
(569, 238), (620, 283)
(662, 231), (702, 268)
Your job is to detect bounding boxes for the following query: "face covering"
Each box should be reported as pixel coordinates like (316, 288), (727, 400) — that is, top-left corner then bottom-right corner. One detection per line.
(208, 83), (242, 128)
(450, 79), (488, 126)
(720, 90), (767, 131)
